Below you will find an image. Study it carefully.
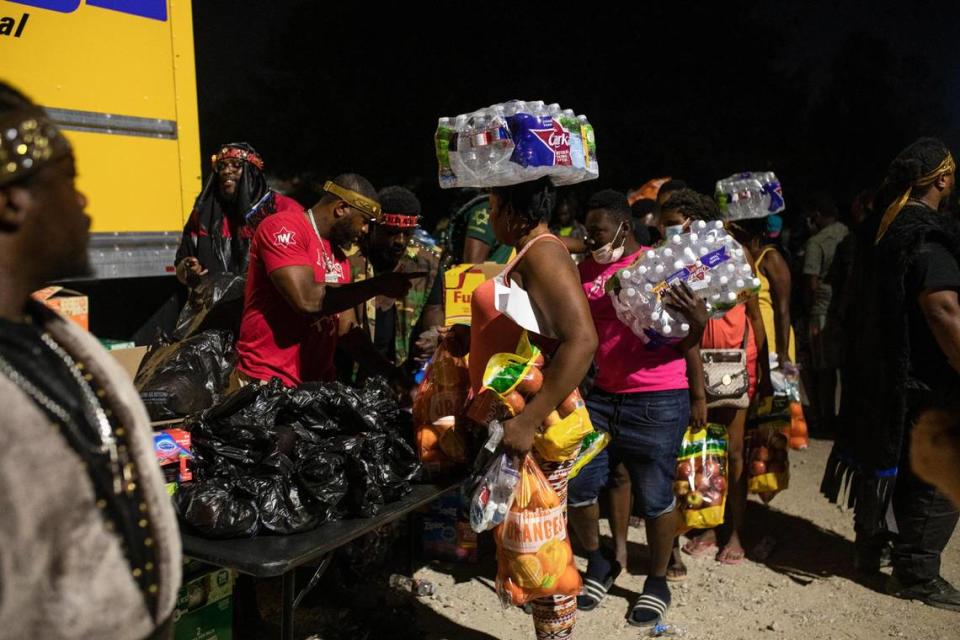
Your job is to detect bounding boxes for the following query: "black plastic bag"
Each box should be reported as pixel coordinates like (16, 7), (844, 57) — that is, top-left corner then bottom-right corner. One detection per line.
(180, 377), (422, 537)
(178, 477), (259, 538)
(135, 329), (236, 421)
(174, 273), (246, 341)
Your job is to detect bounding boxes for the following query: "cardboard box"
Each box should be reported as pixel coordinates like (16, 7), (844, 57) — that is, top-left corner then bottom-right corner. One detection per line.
(32, 286), (89, 330)
(173, 567), (235, 640)
(443, 262), (503, 326)
(420, 492), (478, 563)
(109, 346), (148, 380)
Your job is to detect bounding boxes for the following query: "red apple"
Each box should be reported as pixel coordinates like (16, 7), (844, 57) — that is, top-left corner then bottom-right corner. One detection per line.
(750, 460), (768, 476)
(543, 410), (563, 428)
(676, 461), (694, 478)
(711, 475), (727, 493)
(532, 353), (546, 368)
(558, 390), (584, 418)
(695, 472), (711, 492)
(703, 458), (721, 477)
(753, 446), (770, 462)
(516, 366), (544, 397)
(504, 390), (526, 416)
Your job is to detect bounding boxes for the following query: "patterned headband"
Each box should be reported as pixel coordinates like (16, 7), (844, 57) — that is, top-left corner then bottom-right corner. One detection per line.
(323, 180), (381, 221)
(210, 146), (264, 171)
(379, 213), (419, 229)
(0, 109), (72, 186)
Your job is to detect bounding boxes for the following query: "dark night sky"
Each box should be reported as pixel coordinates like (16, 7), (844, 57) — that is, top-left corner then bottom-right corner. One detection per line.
(192, 1), (960, 226)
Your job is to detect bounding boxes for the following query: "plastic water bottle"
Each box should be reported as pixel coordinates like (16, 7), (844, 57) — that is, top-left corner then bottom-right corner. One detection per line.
(389, 574), (436, 597)
(577, 114), (599, 179)
(435, 117), (459, 189)
(486, 105), (517, 186)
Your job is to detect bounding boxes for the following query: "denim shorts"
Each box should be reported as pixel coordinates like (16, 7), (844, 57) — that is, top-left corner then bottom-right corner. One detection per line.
(568, 388), (690, 518)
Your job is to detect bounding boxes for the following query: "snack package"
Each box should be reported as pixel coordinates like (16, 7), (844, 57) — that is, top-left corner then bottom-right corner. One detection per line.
(746, 423), (790, 501)
(675, 423), (728, 531)
(420, 492), (479, 563)
(153, 428), (193, 484)
(465, 331), (596, 462)
(495, 455), (580, 607)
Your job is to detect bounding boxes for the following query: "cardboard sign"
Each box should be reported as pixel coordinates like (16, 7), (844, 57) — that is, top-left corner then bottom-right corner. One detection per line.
(32, 286), (89, 330)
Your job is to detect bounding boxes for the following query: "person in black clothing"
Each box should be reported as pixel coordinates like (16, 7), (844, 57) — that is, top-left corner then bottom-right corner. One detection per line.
(174, 142), (302, 287)
(823, 137), (960, 611)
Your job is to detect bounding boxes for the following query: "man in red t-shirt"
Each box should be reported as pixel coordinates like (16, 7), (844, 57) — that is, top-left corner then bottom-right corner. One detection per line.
(235, 174), (423, 387)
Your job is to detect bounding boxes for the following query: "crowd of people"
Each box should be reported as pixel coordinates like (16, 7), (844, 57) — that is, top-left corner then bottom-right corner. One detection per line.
(2, 74), (959, 639)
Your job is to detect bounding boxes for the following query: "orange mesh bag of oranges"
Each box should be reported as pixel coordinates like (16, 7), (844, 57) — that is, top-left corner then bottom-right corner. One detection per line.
(413, 334), (471, 469)
(495, 455), (581, 606)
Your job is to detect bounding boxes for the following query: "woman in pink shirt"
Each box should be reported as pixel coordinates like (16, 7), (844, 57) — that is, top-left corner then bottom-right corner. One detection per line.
(567, 190), (707, 628)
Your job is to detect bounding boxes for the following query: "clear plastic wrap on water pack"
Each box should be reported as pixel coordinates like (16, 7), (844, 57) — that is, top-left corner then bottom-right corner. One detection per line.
(608, 220), (760, 342)
(714, 171), (785, 220)
(435, 100), (598, 189)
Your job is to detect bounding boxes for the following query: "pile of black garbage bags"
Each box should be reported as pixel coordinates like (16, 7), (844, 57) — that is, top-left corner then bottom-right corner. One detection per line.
(177, 377), (422, 538)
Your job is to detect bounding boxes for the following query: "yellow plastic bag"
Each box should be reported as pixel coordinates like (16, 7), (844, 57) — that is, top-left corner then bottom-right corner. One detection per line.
(675, 423), (728, 531)
(746, 424), (790, 500)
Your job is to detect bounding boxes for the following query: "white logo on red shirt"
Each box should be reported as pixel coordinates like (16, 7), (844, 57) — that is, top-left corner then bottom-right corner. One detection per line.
(273, 227), (296, 247)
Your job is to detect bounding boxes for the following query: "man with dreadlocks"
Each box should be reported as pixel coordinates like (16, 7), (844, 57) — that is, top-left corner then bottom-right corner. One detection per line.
(174, 142), (302, 287)
(823, 137), (960, 611)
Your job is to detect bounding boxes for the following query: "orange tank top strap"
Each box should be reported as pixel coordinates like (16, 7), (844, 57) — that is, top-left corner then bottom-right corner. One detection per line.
(501, 233), (568, 281)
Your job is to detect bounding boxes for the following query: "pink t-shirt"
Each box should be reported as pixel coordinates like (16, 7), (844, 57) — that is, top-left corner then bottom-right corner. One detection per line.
(579, 250), (689, 394)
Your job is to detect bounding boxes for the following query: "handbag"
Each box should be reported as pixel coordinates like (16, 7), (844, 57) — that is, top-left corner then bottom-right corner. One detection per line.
(701, 319), (751, 409)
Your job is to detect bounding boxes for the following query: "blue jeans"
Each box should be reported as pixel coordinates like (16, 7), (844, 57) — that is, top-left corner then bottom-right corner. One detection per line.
(568, 389), (690, 518)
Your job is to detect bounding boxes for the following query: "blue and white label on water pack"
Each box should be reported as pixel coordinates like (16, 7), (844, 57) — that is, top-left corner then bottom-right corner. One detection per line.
(661, 246), (730, 293)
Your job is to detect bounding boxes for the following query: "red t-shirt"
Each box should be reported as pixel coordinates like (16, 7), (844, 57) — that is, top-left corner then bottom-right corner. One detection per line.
(236, 209), (351, 386)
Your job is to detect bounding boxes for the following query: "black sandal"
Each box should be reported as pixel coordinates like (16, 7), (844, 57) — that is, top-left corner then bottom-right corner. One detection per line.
(576, 560), (622, 611)
(628, 592), (669, 627)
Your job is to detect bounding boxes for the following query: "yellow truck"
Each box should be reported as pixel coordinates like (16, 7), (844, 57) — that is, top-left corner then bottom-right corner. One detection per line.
(2, 0), (200, 279)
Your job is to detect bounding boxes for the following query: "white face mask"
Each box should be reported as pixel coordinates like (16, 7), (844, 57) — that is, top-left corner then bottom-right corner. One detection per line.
(592, 222), (627, 264)
(664, 219), (690, 239)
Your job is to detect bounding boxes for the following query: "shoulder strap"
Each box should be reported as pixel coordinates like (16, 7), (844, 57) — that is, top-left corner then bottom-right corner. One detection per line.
(741, 310), (751, 349)
(503, 233), (567, 279)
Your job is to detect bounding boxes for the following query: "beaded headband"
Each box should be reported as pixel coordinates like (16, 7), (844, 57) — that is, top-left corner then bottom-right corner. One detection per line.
(0, 109), (72, 186)
(210, 145), (264, 171)
(379, 213), (419, 229)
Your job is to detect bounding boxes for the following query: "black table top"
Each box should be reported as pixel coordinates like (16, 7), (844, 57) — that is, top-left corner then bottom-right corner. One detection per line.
(181, 482), (460, 577)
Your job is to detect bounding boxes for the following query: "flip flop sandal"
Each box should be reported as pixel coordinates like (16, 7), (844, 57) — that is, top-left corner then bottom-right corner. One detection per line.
(576, 561), (622, 611)
(681, 537), (717, 558)
(665, 564), (688, 583)
(716, 547), (746, 566)
(628, 592), (669, 628)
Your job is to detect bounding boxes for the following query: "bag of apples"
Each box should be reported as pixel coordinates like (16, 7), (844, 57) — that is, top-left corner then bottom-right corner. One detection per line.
(746, 423), (790, 502)
(465, 331), (596, 463)
(675, 423), (729, 531)
(414, 334), (471, 470)
(495, 454), (581, 606)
